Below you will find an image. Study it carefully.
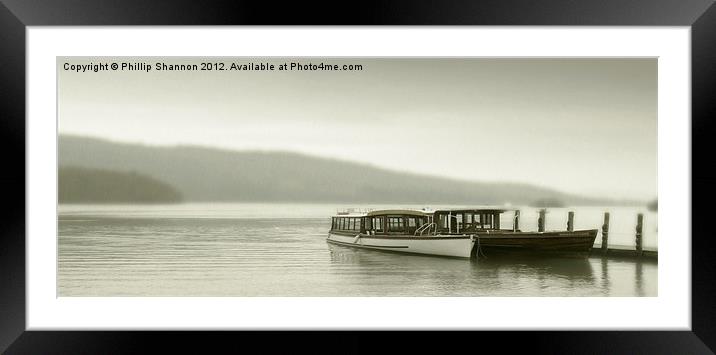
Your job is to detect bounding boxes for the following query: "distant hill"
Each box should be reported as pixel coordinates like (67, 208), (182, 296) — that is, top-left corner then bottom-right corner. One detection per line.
(59, 166), (182, 204)
(58, 135), (629, 205)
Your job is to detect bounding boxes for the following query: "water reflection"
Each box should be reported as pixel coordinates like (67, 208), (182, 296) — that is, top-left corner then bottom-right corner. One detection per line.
(636, 260), (643, 297)
(600, 256), (610, 296)
(475, 254), (595, 282)
(326, 243), (603, 296)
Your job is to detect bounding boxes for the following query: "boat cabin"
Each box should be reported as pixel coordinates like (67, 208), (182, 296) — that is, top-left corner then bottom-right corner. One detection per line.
(432, 209), (507, 234)
(330, 208), (511, 236)
(331, 209), (431, 235)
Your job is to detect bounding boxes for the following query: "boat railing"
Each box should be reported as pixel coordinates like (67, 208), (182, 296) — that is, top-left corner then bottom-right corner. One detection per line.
(336, 208), (374, 215)
(415, 222), (437, 236)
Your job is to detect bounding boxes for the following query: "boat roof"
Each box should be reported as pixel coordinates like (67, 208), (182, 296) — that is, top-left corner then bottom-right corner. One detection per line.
(366, 209), (431, 217)
(334, 211), (368, 217)
(433, 208), (511, 214)
(332, 209), (431, 217)
(332, 208), (512, 217)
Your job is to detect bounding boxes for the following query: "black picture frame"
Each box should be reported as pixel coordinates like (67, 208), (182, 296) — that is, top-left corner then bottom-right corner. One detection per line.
(2, 0), (715, 353)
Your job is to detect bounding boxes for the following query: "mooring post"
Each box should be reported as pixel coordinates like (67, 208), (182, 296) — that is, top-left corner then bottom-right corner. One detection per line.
(635, 213), (644, 256)
(601, 212), (610, 255)
(567, 211), (574, 232)
(514, 210), (520, 231)
(538, 209), (546, 232)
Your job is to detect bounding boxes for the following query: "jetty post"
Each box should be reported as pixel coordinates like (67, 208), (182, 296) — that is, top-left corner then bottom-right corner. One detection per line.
(601, 212), (610, 255)
(567, 211), (574, 232)
(635, 213), (644, 256)
(538, 209), (546, 232)
(514, 210), (520, 231)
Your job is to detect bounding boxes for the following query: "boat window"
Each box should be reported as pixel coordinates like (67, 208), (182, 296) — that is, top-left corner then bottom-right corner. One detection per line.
(341, 218), (346, 230)
(332, 217), (336, 230)
(349, 218), (356, 230)
(467, 213), (477, 230)
(387, 216), (404, 232)
(373, 217), (383, 232)
(408, 217), (417, 228)
(482, 214), (493, 229)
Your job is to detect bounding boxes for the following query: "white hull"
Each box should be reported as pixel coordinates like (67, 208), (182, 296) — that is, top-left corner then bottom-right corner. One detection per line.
(327, 232), (475, 258)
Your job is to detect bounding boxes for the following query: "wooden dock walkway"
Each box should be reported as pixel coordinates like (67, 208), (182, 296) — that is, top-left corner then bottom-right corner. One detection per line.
(590, 246), (658, 259)
(531, 209), (658, 259)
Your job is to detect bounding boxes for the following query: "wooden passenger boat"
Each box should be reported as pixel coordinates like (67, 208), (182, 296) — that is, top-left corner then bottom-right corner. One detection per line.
(326, 208), (598, 259)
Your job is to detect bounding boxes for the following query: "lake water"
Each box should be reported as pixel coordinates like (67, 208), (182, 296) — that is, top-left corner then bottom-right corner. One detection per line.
(58, 203), (657, 296)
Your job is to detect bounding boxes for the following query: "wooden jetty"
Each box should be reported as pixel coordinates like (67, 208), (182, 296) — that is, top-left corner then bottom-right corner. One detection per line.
(532, 209), (657, 259)
(591, 212), (657, 259)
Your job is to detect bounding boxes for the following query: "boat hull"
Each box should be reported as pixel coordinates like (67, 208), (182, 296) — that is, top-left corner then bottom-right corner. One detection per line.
(327, 229), (598, 259)
(327, 232), (474, 258)
(478, 230), (598, 253)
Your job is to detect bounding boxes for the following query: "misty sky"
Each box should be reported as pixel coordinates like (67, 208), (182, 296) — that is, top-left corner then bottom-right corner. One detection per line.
(58, 57), (657, 201)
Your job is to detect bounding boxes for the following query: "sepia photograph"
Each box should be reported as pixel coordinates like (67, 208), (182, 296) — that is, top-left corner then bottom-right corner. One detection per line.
(2, 0), (710, 350)
(57, 56), (658, 297)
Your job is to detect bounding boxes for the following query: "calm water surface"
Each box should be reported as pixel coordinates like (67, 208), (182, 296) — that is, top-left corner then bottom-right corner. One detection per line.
(58, 203), (657, 296)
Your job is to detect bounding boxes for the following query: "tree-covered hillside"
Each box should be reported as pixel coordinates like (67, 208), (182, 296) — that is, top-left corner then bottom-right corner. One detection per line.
(59, 166), (182, 203)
